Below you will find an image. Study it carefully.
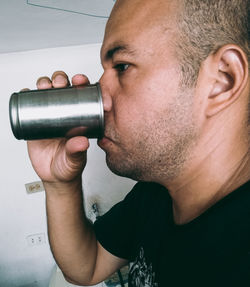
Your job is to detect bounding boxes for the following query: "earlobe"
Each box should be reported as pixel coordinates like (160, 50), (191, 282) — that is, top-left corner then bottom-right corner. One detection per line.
(206, 45), (248, 117)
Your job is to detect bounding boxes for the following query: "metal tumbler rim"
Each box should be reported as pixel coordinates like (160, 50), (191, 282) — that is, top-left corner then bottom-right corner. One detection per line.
(9, 92), (22, 140)
(96, 82), (105, 138)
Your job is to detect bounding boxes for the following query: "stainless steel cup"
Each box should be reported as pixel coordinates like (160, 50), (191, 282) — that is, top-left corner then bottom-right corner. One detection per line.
(9, 83), (104, 140)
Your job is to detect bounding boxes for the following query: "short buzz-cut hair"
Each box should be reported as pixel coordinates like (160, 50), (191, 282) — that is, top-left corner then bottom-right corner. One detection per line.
(176, 0), (250, 88)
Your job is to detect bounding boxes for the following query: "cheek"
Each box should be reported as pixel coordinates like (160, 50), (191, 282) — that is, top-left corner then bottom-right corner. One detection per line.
(138, 67), (181, 107)
(112, 66), (181, 131)
(115, 101), (144, 131)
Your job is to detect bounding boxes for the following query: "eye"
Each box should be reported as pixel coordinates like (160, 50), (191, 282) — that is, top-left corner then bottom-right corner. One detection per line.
(114, 63), (130, 74)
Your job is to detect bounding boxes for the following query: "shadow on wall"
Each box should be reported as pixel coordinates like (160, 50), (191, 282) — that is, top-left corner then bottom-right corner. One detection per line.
(0, 260), (53, 287)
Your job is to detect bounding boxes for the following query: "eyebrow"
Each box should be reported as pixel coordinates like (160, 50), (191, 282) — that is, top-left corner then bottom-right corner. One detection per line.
(104, 44), (137, 61)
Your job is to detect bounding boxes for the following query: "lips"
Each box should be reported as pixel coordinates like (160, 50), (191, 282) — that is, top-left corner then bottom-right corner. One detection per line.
(98, 128), (119, 149)
(98, 125), (119, 149)
(97, 135), (112, 148)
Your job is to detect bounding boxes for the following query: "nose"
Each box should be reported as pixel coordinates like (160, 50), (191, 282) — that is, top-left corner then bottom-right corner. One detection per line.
(99, 76), (112, 113)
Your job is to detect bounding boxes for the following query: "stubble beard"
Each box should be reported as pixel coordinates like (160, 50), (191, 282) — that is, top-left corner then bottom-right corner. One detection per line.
(105, 89), (198, 183)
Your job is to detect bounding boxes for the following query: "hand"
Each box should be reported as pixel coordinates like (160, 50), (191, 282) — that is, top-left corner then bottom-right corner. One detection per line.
(27, 71), (91, 184)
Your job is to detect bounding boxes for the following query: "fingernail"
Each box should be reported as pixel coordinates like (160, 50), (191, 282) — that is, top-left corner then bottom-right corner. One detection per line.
(37, 78), (52, 89)
(53, 75), (68, 85)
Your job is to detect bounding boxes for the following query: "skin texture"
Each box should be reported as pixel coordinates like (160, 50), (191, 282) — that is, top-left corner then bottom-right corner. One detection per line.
(26, 0), (250, 285)
(98, 11), (198, 182)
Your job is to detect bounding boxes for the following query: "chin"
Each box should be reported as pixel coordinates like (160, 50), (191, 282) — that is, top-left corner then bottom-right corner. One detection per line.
(105, 155), (147, 182)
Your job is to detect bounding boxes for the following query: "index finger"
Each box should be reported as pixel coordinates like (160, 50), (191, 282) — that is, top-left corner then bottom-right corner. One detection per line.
(72, 74), (90, 86)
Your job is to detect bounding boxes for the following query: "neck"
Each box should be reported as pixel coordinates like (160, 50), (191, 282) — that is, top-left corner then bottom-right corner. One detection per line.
(163, 124), (250, 225)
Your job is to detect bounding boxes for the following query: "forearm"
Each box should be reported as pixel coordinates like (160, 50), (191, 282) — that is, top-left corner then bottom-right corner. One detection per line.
(44, 179), (97, 285)
(26, 72), (125, 285)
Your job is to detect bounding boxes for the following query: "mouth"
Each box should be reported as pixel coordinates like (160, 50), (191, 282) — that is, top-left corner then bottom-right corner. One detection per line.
(97, 135), (113, 149)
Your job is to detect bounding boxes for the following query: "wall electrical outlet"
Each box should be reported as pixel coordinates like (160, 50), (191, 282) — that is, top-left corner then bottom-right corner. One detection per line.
(25, 181), (44, 194)
(26, 233), (46, 246)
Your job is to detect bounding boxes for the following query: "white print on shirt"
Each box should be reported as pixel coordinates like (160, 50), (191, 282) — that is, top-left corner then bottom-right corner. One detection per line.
(129, 247), (158, 287)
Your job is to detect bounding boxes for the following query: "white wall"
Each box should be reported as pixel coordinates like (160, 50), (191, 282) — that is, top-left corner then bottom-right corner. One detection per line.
(0, 44), (135, 287)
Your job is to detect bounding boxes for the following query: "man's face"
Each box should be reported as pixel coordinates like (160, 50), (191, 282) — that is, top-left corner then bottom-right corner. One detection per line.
(98, 0), (198, 183)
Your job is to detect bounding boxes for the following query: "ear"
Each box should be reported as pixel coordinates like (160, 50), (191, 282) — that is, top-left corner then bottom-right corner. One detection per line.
(206, 45), (249, 117)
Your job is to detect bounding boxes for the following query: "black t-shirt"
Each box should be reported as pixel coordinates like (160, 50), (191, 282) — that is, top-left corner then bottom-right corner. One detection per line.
(94, 181), (250, 286)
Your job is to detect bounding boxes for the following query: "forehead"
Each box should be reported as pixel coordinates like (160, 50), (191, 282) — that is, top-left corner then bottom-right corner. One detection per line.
(108, 0), (177, 25)
(101, 0), (179, 59)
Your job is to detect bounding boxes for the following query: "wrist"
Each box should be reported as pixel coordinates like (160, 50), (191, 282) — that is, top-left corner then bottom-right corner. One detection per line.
(43, 177), (83, 196)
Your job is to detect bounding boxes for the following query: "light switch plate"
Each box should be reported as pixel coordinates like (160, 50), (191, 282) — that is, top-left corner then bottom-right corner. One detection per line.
(25, 181), (44, 194)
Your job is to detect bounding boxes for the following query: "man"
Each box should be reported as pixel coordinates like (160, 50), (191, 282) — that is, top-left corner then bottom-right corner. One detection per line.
(28, 0), (250, 286)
